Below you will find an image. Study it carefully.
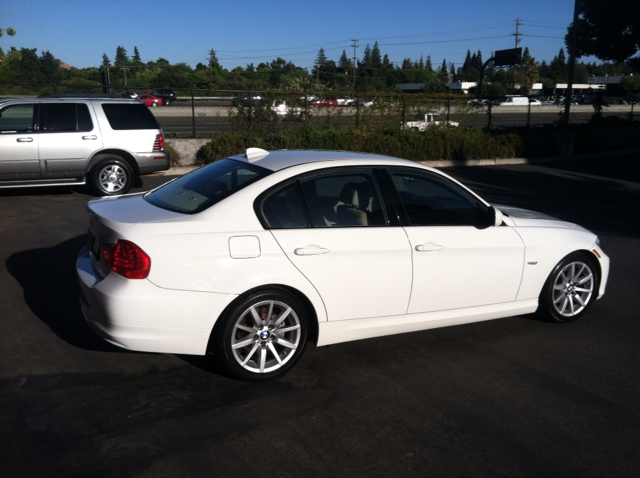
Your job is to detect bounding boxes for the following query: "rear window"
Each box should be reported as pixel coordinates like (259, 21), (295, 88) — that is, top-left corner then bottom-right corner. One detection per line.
(101, 103), (159, 130)
(144, 158), (271, 214)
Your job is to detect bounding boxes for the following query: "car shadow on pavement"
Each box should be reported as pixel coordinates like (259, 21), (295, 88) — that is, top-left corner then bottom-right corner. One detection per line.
(6, 234), (123, 352)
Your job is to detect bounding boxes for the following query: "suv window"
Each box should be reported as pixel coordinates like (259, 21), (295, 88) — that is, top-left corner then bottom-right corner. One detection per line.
(40, 103), (93, 132)
(0, 104), (36, 133)
(101, 103), (159, 130)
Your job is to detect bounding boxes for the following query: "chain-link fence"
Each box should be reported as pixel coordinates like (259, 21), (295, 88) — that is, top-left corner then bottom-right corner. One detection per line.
(1, 82), (636, 137)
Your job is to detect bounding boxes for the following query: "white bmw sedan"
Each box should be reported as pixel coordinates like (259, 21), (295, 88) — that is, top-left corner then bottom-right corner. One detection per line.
(77, 149), (609, 381)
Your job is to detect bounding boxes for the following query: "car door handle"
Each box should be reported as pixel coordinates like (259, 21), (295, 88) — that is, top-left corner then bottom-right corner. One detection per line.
(82, 135), (98, 140)
(294, 245), (330, 256)
(17, 137), (33, 142)
(415, 242), (444, 252)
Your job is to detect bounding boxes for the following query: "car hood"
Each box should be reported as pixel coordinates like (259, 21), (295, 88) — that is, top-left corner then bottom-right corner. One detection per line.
(494, 205), (589, 232)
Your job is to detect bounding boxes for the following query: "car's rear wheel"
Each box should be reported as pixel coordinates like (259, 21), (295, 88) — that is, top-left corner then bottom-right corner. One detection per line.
(213, 289), (308, 381)
(89, 157), (133, 196)
(538, 252), (598, 323)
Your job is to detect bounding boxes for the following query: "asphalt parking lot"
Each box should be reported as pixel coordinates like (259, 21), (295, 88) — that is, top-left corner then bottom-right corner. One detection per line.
(1, 154), (639, 477)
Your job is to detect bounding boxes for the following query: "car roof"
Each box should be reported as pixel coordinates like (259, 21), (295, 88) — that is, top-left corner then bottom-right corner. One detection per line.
(230, 149), (417, 172)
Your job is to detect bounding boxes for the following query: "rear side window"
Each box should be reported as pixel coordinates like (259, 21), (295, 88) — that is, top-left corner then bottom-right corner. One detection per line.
(40, 103), (93, 132)
(101, 103), (159, 130)
(144, 158), (271, 214)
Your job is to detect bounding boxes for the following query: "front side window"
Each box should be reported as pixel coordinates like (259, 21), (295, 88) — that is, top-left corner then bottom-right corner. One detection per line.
(40, 103), (93, 132)
(389, 170), (487, 227)
(261, 169), (387, 229)
(0, 104), (36, 133)
(145, 158), (271, 214)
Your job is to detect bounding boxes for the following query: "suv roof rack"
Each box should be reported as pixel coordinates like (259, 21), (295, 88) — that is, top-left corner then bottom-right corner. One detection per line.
(37, 93), (131, 99)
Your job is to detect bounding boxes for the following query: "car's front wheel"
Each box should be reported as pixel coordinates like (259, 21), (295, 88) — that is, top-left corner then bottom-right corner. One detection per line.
(213, 288), (309, 381)
(89, 157), (133, 196)
(538, 252), (599, 323)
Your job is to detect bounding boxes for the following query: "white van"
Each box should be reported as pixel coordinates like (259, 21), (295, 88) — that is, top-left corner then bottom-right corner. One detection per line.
(494, 96), (542, 106)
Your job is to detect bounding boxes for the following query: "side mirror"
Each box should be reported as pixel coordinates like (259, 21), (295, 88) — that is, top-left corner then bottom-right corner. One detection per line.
(492, 206), (504, 226)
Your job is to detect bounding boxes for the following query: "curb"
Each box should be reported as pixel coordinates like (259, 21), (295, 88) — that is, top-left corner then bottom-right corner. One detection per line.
(160, 147), (640, 176)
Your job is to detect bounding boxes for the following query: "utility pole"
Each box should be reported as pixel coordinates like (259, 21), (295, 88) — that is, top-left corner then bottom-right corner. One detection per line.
(121, 67), (129, 89)
(351, 39), (359, 91)
(513, 19), (522, 48)
(563, 0), (581, 134)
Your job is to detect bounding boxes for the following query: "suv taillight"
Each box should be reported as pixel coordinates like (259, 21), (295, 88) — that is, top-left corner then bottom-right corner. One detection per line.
(153, 134), (164, 152)
(102, 240), (151, 279)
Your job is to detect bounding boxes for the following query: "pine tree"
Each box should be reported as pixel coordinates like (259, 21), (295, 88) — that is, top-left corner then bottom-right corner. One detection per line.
(313, 47), (327, 80)
(132, 46), (141, 62)
(208, 49), (219, 67)
(115, 46), (128, 65)
(371, 42), (382, 69)
(338, 50), (352, 70)
(101, 53), (111, 68)
(426, 56), (433, 71)
(463, 50), (472, 71)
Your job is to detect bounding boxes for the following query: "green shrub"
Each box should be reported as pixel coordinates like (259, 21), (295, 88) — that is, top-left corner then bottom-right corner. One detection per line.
(198, 124), (527, 165)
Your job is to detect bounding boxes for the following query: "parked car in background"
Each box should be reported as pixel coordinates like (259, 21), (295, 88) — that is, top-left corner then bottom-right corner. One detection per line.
(402, 112), (459, 131)
(310, 95), (338, 107)
(336, 95), (356, 106)
(149, 88), (176, 106)
(270, 100), (304, 117)
(359, 97), (376, 107)
(117, 90), (138, 99)
(0, 94), (170, 195)
(493, 96), (542, 106)
(77, 148), (609, 381)
(232, 92), (266, 107)
(138, 94), (163, 107)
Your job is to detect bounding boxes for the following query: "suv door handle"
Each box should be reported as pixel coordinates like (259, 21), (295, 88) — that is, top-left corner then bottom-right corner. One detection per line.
(415, 242), (444, 252)
(17, 137), (33, 143)
(294, 245), (330, 256)
(82, 135), (98, 140)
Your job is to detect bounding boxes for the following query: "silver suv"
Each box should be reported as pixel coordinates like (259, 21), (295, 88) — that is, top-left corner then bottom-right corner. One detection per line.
(0, 94), (170, 195)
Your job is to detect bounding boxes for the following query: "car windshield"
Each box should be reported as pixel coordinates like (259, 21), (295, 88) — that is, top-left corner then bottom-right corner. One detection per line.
(144, 158), (272, 214)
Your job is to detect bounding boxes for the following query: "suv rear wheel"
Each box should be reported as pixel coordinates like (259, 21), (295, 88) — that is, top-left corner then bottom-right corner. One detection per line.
(89, 157), (133, 196)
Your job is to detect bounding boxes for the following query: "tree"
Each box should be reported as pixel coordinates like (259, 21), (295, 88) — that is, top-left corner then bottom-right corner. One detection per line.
(115, 46), (128, 65)
(132, 46), (141, 62)
(313, 47), (327, 81)
(0, 12), (16, 38)
(549, 48), (568, 82)
(566, 0), (640, 62)
(0, 12), (18, 69)
(101, 53), (111, 68)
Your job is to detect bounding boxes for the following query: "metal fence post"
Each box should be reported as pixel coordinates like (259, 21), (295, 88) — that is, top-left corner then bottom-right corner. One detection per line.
(446, 96), (451, 123)
(356, 95), (360, 129)
(527, 97), (532, 128)
(191, 89), (196, 138)
(401, 94), (405, 129)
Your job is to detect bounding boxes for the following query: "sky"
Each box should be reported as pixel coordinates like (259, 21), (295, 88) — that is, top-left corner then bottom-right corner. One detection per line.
(2, 0), (582, 72)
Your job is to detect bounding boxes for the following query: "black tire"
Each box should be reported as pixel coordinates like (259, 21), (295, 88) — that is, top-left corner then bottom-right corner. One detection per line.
(89, 157), (133, 196)
(538, 252), (599, 323)
(164, 99), (171, 106)
(213, 288), (309, 381)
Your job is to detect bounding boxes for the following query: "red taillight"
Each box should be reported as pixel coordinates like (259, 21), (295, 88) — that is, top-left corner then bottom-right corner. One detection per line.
(102, 240), (151, 279)
(153, 134), (164, 152)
